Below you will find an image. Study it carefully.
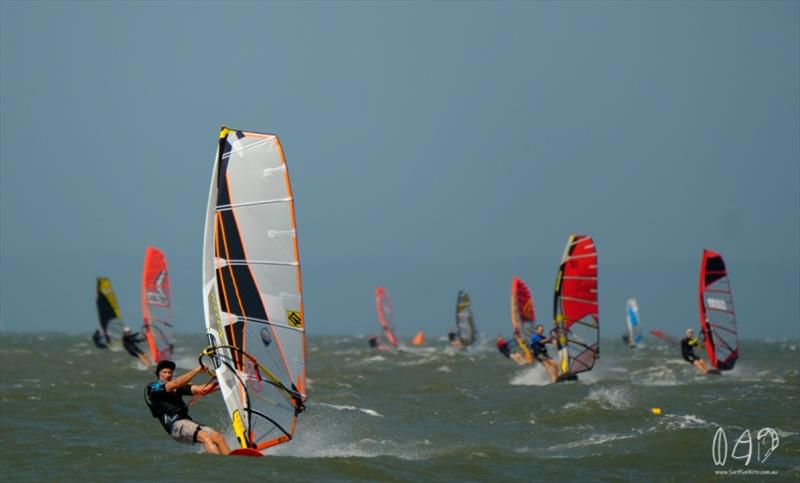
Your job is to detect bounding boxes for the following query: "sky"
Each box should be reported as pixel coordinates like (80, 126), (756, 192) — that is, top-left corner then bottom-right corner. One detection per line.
(1, 1), (798, 340)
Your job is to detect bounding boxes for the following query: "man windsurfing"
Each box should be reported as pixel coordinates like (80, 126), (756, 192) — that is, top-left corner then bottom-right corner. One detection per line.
(496, 335), (527, 366)
(145, 360), (231, 455)
(530, 325), (559, 383)
(122, 327), (151, 366)
(448, 331), (464, 350)
(680, 328), (711, 374)
(92, 329), (110, 349)
(368, 334), (386, 350)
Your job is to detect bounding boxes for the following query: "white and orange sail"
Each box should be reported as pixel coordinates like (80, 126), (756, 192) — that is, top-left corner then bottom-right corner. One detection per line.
(141, 246), (174, 363)
(202, 127), (306, 454)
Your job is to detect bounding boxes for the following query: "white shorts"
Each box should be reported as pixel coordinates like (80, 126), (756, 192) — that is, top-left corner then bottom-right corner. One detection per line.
(170, 419), (214, 445)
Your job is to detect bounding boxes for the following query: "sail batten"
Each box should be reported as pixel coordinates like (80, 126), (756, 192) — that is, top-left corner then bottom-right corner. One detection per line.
(203, 127), (306, 453)
(217, 198), (293, 210)
(217, 260), (300, 268)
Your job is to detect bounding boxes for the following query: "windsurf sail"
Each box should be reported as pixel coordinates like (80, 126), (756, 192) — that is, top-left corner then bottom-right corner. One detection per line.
(552, 234), (599, 377)
(411, 331), (425, 346)
(698, 249), (739, 370)
(375, 287), (398, 348)
(510, 277), (535, 363)
(455, 290), (476, 347)
(96, 277), (123, 346)
(625, 298), (642, 347)
(203, 127), (306, 453)
(141, 246), (174, 363)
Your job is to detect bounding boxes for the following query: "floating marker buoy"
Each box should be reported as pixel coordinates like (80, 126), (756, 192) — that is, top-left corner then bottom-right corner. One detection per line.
(651, 407), (662, 415)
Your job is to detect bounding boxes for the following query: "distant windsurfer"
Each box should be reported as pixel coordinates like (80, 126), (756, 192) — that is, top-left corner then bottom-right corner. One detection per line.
(145, 360), (231, 455)
(368, 335), (385, 350)
(92, 329), (110, 349)
(123, 327), (151, 366)
(530, 325), (559, 383)
(621, 333), (631, 346)
(680, 328), (710, 374)
(448, 332), (464, 350)
(496, 335), (528, 366)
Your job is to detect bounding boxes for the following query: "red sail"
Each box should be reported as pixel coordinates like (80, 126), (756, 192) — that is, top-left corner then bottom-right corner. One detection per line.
(553, 235), (599, 375)
(141, 246), (174, 363)
(698, 249), (739, 370)
(512, 277), (535, 324)
(375, 287), (398, 348)
(510, 277), (536, 362)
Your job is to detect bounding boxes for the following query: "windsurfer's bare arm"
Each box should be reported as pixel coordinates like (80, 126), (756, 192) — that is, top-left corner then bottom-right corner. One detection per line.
(165, 365), (206, 392)
(191, 381), (219, 395)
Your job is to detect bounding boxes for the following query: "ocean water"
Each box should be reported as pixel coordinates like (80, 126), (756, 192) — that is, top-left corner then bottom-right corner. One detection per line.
(1, 332), (798, 482)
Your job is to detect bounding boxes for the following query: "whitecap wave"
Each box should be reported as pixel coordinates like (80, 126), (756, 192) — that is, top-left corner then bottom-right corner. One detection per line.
(546, 433), (636, 451)
(509, 366), (551, 386)
(663, 414), (710, 430)
(585, 386), (633, 410)
(318, 402), (383, 417)
(360, 355), (386, 363)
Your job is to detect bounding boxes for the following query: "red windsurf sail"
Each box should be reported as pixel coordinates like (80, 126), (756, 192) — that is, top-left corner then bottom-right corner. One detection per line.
(375, 287), (398, 348)
(553, 234), (599, 376)
(698, 249), (739, 370)
(510, 277), (535, 362)
(141, 246), (174, 363)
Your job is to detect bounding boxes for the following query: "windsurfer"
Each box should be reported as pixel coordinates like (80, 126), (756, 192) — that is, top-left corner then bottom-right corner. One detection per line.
(530, 325), (559, 382)
(496, 335), (527, 365)
(448, 332), (464, 350)
(92, 329), (109, 349)
(680, 328), (710, 374)
(368, 335), (385, 350)
(123, 327), (151, 366)
(496, 335), (512, 357)
(621, 333), (631, 346)
(145, 360), (231, 455)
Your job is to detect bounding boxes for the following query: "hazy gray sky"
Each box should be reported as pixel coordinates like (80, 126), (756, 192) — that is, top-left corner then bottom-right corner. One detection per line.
(1, 1), (798, 339)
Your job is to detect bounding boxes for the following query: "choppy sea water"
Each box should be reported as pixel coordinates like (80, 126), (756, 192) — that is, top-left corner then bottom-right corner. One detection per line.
(1, 332), (798, 481)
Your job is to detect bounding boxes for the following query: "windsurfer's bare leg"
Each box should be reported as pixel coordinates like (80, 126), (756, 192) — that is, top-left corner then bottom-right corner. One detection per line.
(196, 430), (230, 455)
(212, 432), (231, 455)
(693, 359), (708, 374)
(138, 353), (151, 366)
(544, 360), (558, 382)
(511, 353), (526, 366)
(196, 431), (221, 454)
